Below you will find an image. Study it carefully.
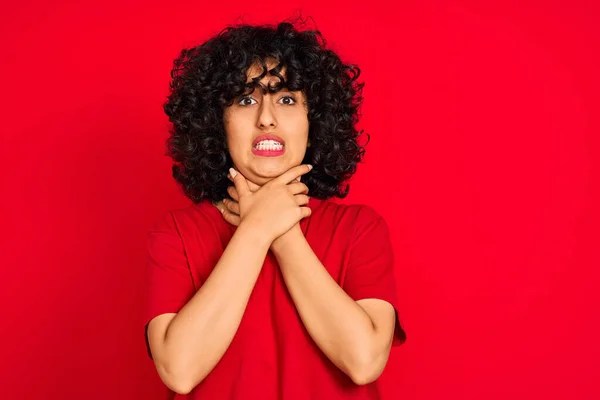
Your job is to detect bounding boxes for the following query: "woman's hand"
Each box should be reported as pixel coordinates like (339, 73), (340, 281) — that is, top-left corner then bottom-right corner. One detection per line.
(224, 165), (312, 243)
(220, 173), (309, 228)
(218, 176), (260, 227)
(218, 168), (309, 227)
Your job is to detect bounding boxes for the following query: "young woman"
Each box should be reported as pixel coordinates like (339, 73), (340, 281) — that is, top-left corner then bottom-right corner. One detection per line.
(144, 19), (407, 399)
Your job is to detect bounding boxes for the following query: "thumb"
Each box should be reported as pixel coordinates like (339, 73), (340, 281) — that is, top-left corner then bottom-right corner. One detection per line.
(229, 168), (250, 197)
(245, 179), (261, 193)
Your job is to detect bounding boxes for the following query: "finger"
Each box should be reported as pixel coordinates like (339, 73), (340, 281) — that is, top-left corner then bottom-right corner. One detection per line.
(246, 180), (261, 192)
(228, 173), (260, 192)
(215, 202), (228, 215)
(229, 168), (250, 197)
(295, 194), (310, 206)
(223, 198), (240, 215)
(227, 186), (239, 201)
(273, 164), (313, 185)
(299, 206), (312, 219)
(222, 209), (241, 227)
(287, 182), (309, 195)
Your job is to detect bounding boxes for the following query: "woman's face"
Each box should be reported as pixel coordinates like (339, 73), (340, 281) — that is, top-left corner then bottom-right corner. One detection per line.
(223, 60), (309, 186)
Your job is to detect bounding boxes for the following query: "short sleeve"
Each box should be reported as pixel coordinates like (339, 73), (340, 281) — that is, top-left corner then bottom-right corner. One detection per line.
(342, 206), (407, 346)
(143, 211), (196, 357)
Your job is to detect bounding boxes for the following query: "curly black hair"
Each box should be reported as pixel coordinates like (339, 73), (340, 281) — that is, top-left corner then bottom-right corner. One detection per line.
(163, 18), (369, 203)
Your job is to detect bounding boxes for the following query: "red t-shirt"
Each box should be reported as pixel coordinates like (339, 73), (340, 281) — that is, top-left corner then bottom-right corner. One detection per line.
(144, 197), (407, 399)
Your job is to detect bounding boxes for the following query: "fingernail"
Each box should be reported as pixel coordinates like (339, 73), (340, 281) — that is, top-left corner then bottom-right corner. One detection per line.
(229, 168), (237, 178)
(307, 165), (313, 170)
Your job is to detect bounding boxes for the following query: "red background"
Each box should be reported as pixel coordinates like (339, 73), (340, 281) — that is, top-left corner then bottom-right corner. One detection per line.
(1, 1), (599, 399)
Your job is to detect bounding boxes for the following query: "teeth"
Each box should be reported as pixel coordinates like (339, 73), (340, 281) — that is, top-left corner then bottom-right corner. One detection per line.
(255, 140), (283, 151)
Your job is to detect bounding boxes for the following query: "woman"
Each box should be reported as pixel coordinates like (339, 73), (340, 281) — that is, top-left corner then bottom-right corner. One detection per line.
(144, 19), (407, 399)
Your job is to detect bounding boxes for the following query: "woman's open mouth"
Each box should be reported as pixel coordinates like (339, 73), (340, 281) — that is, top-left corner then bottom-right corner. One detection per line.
(252, 140), (285, 157)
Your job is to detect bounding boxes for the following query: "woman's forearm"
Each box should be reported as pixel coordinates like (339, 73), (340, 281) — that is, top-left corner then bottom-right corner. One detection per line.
(158, 223), (270, 393)
(271, 226), (385, 385)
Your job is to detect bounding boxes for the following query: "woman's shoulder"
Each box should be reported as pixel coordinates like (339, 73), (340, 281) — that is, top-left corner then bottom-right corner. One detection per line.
(317, 198), (386, 223)
(313, 199), (389, 240)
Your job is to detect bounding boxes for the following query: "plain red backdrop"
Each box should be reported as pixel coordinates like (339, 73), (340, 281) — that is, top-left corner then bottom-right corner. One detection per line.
(1, 1), (599, 399)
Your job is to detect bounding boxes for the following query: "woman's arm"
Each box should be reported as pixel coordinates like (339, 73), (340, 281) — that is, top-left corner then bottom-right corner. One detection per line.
(271, 225), (397, 385)
(147, 223), (270, 395)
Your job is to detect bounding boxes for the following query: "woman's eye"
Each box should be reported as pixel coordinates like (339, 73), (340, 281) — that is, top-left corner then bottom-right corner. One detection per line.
(239, 97), (257, 106)
(238, 95), (295, 106)
(279, 96), (296, 105)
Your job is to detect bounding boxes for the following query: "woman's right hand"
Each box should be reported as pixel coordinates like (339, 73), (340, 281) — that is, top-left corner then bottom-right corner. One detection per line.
(229, 164), (312, 243)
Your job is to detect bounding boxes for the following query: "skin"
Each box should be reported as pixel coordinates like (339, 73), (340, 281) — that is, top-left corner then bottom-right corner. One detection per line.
(217, 60), (398, 384)
(215, 57), (312, 247)
(146, 165), (312, 395)
(220, 172), (397, 385)
(146, 59), (396, 394)
(222, 59), (310, 186)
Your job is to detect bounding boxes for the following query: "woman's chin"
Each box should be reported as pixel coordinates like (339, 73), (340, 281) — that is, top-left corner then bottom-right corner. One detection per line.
(241, 168), (286, 186)
(235, 154), (304, 183)
(252, 170), (284, 183)
(247, 163), (291, 182)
